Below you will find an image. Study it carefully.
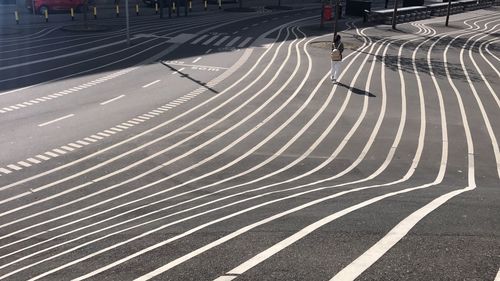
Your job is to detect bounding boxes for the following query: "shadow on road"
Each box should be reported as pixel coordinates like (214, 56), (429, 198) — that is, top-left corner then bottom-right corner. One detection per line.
(337, 82), (376, 97)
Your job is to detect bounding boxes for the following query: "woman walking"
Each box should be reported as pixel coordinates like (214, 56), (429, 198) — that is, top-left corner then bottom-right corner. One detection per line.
(330, 34), (344, 84)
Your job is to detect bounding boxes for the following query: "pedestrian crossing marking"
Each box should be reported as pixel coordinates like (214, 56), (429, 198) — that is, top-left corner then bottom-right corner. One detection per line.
(226, 36), (241, 47)
(191, 35), (209, 44)
(214, 36), (231, 46)
(203, 35), (220, 45)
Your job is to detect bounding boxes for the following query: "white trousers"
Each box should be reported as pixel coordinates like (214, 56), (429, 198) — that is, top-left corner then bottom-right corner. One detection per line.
(330, 60), (342, 80)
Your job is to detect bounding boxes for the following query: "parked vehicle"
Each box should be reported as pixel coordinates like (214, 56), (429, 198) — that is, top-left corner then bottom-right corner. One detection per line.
(26, 0), (86, 14)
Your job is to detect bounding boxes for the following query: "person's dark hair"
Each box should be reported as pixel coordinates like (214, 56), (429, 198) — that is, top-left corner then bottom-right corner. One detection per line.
(334, 34), (341, 42)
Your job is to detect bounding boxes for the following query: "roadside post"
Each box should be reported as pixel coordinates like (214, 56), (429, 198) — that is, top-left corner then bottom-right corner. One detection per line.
(15, 10), (20, 24)
(392, 0), (398, 29)
(155, 1), (159, 14)
(136, 4), (139, 15)
(218, 0), (221, 9)
(126, 0), (131, 46)
(445, 0), (452, 26)
(204, 0), (207, 11)
(71, 8), (74, 20)
(116, 4), (120, 16)
(188, 0), (192, 12)
(93, 6), (97, 18)
(45, 9), (48, 22)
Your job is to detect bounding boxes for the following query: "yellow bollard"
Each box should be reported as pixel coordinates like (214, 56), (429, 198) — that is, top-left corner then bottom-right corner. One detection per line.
(116, 4), (119, 17)
(155, 2), (158, 14)
(135, 4), (139, 15)
(172, 2), (176, 12)
(44, 9), (48, 22)
(188, 0), (192, 11)
(204, 0), (207, 10)
(218, 0), (221, 9)
(14, 10), (19, 24)
(70, 7), (74, 20)
(93, 6), (97, 19)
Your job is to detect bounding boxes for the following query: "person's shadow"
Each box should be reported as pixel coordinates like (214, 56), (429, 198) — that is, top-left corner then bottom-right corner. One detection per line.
(337, 82), (376, 97)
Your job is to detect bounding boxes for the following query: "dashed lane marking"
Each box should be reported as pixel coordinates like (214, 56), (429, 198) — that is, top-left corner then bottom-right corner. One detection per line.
(0, 72), (218, 176)
(100, 95), (125, 105)
(37, 114), (74, 127)
(0, 68), (137, 115)
(142, 80), (161, 88)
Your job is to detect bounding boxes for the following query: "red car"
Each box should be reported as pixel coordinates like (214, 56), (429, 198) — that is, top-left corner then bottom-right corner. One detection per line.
(26, 0), (86, 14)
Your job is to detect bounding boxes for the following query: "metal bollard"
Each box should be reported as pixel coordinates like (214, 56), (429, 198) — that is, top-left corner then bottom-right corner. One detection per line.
(218, 0), (221, 9)
(204, 0), (207, 10)
(70, 7), (74, 20)
(116, 4), (120, 17)
(93, 6), (97, 19)
(135, 4), (139, 15)
(15, 10), (19, 24)
(155, 2), (158, 14)
(189, 0), (192, 12)
(172, 2), (176, 12)
(45, 9), (48, 22)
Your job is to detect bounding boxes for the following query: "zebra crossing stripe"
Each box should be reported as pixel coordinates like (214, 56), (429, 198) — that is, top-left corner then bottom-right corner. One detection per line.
(45, 151), (59, 157)
(36, 154), (50, 160)
(53, 149), (67, 155)
(17, 161), (31, 167)
(226, 36), (241, 47)
(27, 158), (41, 164)
(214, 36), (230, 46)
(7, 164), (22, 170)
(238, 37), (253, 48)
(203, 35), (220, 45)
(0, 168), (11, 174)
(191, 35), (208, 44)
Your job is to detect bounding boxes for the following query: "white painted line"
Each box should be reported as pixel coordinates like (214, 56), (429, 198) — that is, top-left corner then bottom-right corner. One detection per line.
(17, 161), (31, 167)
(205, 49), (212, 54)
(111, 127), (123, 132)
(90, 135), (103, 140)
(10, 106), (19, 109)
(495, 267), (500, 281)
(16, 104), (27, 107)
(117, 125), (129, 130)
(143, 114), (155, 118)
(203, 35), (220, 45)
(0, 110), (5, 113)
(0, 168), (11, 174)
(142, 80), (161, 88)
(76, 140), (90, 146)
(232, 31), (238, 35)
(122, 123), (134, 127)
(23, 102), (33, 106)
(133, 118), (145, 123)
(149, 112), (160, 116)
(48, 95), (59, 98)
(225, 36), (241, 47)
(68, 143), (82, 149)
(53, 149), (67, 155)
(104, 130), (117, 134)
(36, 154), (50, 160)
(38, 114), (74, 127)
(84, 137), (98, 143)
(192, 57), (202, 63)
(61, 146), (74, 152)
(27, 158), (41, 164)
(100, 95), (125, 105)
(36, 98), (45, 102)
(2, 108), (13, 111)
(7, 164), (22, 171)
(213, 276), (237, 281)
(191, 34), (208, 44)
(98, 132), (110, 137)
(45, 151), (58, 158)
(30, 100), (39, 104)
(214, 36), (231, 46)
(238, 37), (253, 48)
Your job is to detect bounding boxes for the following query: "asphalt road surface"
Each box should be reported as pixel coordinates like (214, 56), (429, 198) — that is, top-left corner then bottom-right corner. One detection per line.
(0, 5), (499, 281)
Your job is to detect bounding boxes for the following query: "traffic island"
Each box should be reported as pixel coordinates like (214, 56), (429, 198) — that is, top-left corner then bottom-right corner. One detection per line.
(60, 24), (111, 32)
